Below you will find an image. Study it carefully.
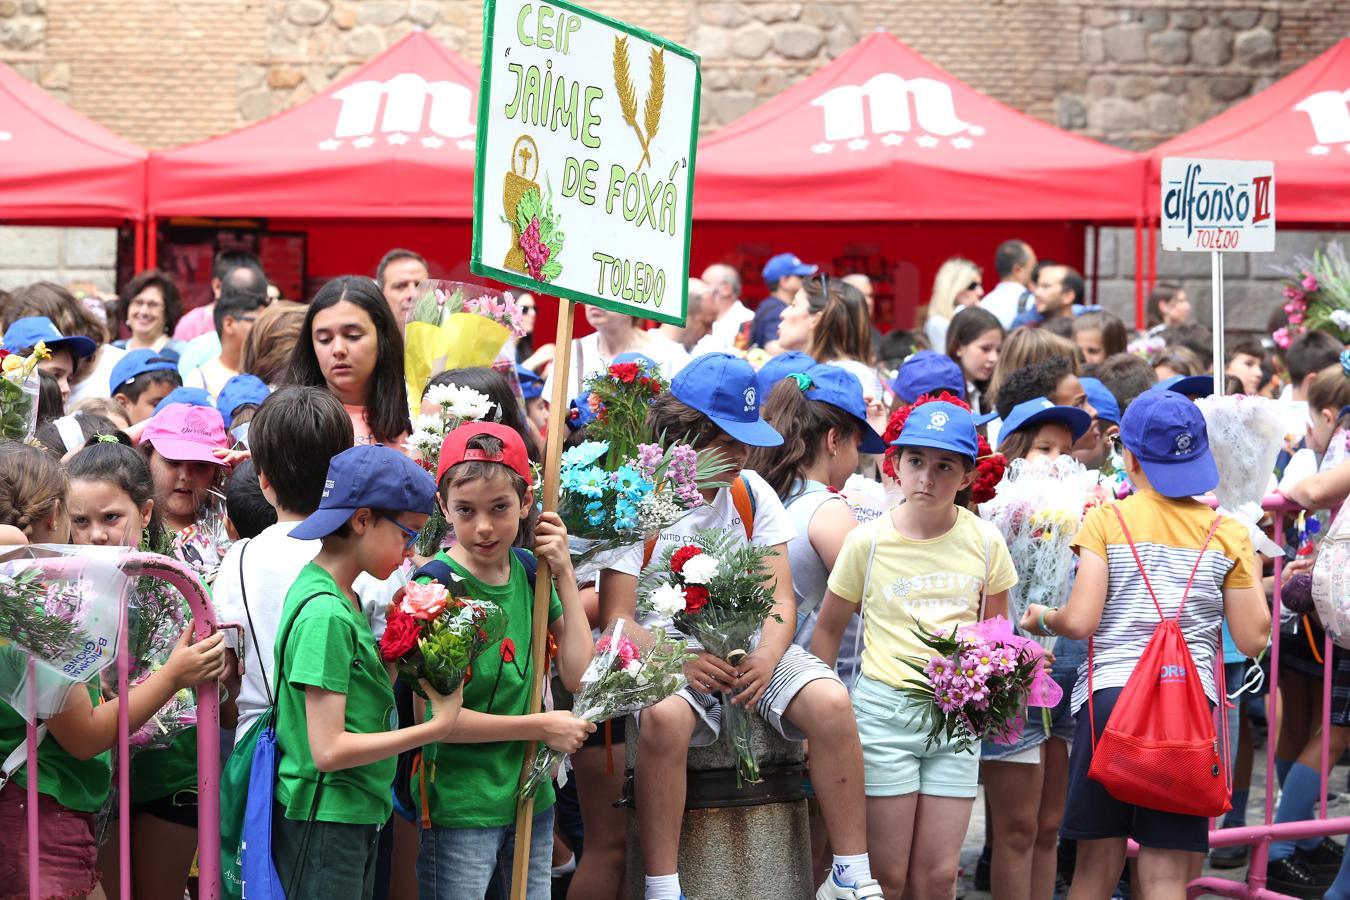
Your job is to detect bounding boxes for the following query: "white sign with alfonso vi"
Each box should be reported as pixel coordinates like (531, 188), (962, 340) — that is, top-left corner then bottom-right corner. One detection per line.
(472, 0), (700, 326)
(1160, 157), (1276, 253)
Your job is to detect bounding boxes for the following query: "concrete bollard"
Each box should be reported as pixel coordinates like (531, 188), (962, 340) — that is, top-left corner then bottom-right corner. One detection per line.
(624, 711), (814, 899)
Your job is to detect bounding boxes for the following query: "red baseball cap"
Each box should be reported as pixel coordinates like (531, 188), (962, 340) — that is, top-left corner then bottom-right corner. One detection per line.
(436, 422), (532, 485)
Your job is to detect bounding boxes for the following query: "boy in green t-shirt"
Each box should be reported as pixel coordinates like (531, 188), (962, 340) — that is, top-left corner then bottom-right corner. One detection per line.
(275, 444), (464, 900)
(414, 423), (595, 900)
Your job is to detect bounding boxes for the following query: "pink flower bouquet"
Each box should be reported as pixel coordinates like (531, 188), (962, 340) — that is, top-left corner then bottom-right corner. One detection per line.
(899, 616), (1062, 751)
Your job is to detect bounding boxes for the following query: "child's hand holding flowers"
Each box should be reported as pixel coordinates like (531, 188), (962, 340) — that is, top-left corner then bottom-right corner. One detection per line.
(533, 511), (574, 577)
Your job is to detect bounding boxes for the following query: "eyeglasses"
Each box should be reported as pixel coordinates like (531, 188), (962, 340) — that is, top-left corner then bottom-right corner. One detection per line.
(382, 514), (420, 550)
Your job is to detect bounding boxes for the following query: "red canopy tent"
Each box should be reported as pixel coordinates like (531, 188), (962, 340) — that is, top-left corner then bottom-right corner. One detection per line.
(1147, 38), (1350, 225)
(0, 62), (147, 261)
(691, 31), (1148, 327)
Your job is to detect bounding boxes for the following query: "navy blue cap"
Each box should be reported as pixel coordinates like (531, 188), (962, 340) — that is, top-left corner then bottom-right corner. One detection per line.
(515, 365), (544, 401)
(891, 400), (978, 462)
(216, 374), (271, 428)
(892, 351), (966, 404)
(999, 398), (1093, 446)
(566, 391), (596, 432)
(799, 364), (886, 453)
(762, 253), (817, 284)
(1119, 389), (1218, 498)
(153, 386), (214, 416)
(2, 316), (96, 359)
(109, 349), (178, 395)
(672, 352), (783, 447)
(1154, 374), (1215, 399)
(755, 351), (816, 399)
(1080, 377), (1121, 425)
(290, 445), (437, 540)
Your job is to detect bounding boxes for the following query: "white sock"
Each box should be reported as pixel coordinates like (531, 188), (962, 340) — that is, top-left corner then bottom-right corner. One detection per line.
(645, 873), (682, 899)
(833, 853), (873, 885)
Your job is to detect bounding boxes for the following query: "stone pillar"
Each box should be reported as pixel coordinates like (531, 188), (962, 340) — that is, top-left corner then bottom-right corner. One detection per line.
(624, 712), (814, 900)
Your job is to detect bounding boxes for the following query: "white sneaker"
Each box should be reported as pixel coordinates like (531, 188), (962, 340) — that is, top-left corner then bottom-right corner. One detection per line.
(816, 875), (884, 899)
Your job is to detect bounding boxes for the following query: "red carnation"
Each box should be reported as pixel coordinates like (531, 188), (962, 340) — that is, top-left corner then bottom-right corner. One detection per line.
(649, 380), (662, 394)
(683, 585), (709, 614)
(379, 605), (421, 661)
(610, 362), (640, 384)
(500, 637), (517, 664)
(670, 545), (703, 574)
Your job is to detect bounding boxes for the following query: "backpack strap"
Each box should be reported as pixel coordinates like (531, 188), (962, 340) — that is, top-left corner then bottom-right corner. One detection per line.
(416, 552), (537, 591)
(233, 539), (273, 707)
(1109, 503), (1222, 622)
(642, 475), (756, 568)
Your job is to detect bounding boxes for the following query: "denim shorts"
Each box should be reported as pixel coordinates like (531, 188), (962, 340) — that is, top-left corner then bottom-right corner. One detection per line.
(853, 674), (980, 799)
(982, 638), (1084, 763)
(417, 806), (553, 900)
(0, 782), (98, 900)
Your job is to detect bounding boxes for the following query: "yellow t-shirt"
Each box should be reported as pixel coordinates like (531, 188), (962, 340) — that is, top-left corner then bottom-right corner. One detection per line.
(827, 506), (1018, 690)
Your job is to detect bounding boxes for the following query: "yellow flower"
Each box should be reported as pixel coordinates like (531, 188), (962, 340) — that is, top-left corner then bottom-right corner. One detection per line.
(2, 354), (24, 374)
(30, 341), (50, 361)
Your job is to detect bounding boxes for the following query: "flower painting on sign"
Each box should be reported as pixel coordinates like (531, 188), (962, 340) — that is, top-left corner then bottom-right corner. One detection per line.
(472, 0), (701, 326)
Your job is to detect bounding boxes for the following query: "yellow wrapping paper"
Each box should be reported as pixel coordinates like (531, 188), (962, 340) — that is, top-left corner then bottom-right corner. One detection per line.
(405, 313), (511, 408)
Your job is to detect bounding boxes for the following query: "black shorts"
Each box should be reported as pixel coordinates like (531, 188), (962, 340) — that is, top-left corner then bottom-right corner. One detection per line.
(1060, 688), (1210, 853)
(131, 789), (199, 829)
(580, 714), (627, 749)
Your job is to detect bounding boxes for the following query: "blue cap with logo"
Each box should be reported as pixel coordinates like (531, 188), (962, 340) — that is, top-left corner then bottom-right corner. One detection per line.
(762, 253), (818, 285)
(755, 351), (816, 399)
(290, 444), (437, 541)
(672, 352), (783, 447)
(153, 386), (215, 417)
(891, 400), (978, 462)
(217, 374), (271, 428)
(799, 364), (887, 453)
(1080, 377), (1121, 426)
(515, 365), (544, 401)
(999, 397), (1093, 446)
(892, 351), (966, 404)
(109, 349), (179, 395)
(2, 316), (97, 359)
(1119, 388), (1218, 498)
(1154, 374), (1214, 400)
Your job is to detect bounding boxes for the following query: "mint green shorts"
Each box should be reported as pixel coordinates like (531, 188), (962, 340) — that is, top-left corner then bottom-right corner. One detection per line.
(852, 674), (979, 798)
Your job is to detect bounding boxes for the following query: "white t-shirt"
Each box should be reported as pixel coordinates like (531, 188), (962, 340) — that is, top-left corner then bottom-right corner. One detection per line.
(213, 522), (406, 742)
(545, 330), (691, 400)
(979, 281), (1030, 330)
(691, 301), (755, 356)
(68, 344), (127, 404)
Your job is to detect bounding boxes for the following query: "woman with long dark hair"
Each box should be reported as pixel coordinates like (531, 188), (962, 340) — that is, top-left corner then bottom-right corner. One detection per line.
(945, 307), (1004, 415)
(287, 276), (411, 449)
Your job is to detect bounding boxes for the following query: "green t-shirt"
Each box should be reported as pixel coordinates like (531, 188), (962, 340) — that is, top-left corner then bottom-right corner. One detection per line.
(419, 551), (563, 828)
(0, 646), (110, 813)
(273, 563), (396, 825)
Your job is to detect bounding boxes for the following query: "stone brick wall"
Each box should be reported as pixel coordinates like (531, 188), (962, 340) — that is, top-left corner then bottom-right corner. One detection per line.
(0, 226), (117, 292)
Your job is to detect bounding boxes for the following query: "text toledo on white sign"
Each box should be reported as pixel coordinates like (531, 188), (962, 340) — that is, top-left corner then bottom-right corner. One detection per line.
(1160, 157), (1276, 253)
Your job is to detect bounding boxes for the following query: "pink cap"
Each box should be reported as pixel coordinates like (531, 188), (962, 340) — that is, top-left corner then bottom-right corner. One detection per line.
(142, 403), (230, 465)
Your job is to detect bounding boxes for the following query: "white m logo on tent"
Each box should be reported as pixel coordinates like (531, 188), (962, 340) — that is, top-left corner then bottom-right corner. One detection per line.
(1294, 87), (1350, 146)
(331, 73), (474, 139)
(811, 73), (973, 142)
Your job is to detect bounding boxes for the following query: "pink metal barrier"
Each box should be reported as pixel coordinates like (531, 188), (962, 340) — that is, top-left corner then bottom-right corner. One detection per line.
(16, 550), (220, 900)
(1188, 496), (1348, 900)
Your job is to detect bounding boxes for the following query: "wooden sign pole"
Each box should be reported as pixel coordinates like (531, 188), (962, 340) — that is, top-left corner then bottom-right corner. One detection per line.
(509, 296), (575, 898)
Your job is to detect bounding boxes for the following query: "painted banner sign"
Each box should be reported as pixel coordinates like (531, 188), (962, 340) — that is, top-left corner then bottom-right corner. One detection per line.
(1160, 157), (1276, 253)
(472, 0), (700, 326)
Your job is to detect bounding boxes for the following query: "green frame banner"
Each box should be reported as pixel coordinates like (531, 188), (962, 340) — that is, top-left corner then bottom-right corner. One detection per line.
(471, 0), (701, 326)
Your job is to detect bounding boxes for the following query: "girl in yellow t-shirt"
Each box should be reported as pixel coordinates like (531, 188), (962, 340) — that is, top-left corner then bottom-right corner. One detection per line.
(812, 400), (1016, 899)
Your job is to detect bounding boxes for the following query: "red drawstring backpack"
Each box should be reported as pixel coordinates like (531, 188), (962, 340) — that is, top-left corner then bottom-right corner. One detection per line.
(1087, 505), (1231, 818)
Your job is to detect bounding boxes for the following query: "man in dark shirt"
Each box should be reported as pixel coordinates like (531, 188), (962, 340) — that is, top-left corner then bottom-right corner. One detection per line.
(750, 252), (817, 353)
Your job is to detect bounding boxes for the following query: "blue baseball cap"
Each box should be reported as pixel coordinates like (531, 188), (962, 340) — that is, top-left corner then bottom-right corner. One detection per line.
(755, 351), (816, 399)
(762, 253), (817, 285)
(566, 391), (596, 432)
(612, 351), (659, 372)
(999, 398), (1093, 446)
(1119, 389), (1218, 498)
(2, 316), (97, 359)
(290, 445), (438, 540)
(800, 364), (886, 453)
(892, 351), (966, 405)
(153, 386), (214, 416)
(1154, 374), (1215, 400)
(1080, 377), (1121, 426)
(672, 352), (783, 447)
(891, 400), (978, 462)
(515, 365), (544, 402)
(216, 374), (271, 428)
(109, 349), (178, 395)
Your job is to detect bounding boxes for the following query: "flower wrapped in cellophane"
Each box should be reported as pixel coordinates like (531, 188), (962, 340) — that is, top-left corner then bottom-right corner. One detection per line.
(0, 341), (48, 443)
(558, 440), (732, 566)
(1195, 393), (1286, 557)
(520, 618), (691, 798)
(379, 580), (508, 698)
(121, 566), (195, 750)
(404, 280), (527, 407)
(406, 384), (499, 555)
(899, 616), (1062, 752)
(979, 456), (1097, 651)
(638, 528), (780, 787)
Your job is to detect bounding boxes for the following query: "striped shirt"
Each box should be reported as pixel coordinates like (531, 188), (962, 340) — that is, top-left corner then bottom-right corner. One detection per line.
(1070, 489), (1257, 713)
